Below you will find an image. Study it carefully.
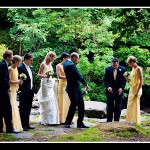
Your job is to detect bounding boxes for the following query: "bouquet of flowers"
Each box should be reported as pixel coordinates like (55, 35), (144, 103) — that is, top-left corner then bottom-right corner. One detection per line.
(19, 73), (27, 80)
(45, 69), (54, 82)
(123, 72), (130, 81)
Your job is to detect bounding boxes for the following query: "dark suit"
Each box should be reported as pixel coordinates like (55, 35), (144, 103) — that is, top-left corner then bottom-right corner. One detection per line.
(0, 60), (13, 132)
(103, 65), (126, 122)
(18, 63), (36, 128)
(63, 60), (87, 125)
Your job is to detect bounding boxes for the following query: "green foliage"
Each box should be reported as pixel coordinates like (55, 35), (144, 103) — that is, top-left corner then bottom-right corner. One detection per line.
(0, 44), (7, 61)
(0, 8), (149, 105)
(128, 31), (150, 47)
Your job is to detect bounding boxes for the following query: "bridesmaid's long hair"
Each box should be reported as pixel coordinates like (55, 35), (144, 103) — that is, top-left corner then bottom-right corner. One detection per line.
(44, 51), (56, 64)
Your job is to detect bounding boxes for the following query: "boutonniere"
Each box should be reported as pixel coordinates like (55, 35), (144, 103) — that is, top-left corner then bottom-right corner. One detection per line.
(119, 69), (121, 71)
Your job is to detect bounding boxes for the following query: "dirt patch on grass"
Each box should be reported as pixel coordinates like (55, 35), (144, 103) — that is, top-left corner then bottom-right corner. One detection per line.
(96, 122), (150, 142)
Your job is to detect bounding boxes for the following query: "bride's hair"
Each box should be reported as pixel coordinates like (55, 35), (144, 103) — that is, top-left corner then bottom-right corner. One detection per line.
(44, 51), (56, 64)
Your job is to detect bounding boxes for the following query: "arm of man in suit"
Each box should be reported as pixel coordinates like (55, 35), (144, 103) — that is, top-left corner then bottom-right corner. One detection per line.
(103, 67), (110, 89)
(103, 67), (113, 93)
(120, 66), (126, 89)
(118, 66), (127, 95)
(31, 68), (38, 94)
(17, 65), (22, 75)
(71, 64), (89, 89)
(0, 63), (10, 90)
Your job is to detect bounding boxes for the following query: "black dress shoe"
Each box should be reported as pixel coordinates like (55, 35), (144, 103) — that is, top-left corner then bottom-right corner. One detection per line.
(6, 129), (19, 134)
(23, 127), (28, 131)
(77, 124), (89, 128)
(26, 126), (35, 129)
(64, 124), (70, 128)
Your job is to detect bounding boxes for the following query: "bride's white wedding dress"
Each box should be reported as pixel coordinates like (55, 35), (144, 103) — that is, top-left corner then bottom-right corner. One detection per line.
(37, 64), (60, 125)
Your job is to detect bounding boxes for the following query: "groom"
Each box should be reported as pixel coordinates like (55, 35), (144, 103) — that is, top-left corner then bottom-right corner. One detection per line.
(103, 57), (126, 122)
(63, 52), (89, 128)
(18, 53), (36, 131)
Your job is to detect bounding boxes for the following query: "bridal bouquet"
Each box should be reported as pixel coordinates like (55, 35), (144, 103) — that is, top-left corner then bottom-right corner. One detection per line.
(123, 72), (130, 81)
(19, 73), (27, 80)
(45, 69), (54, 82)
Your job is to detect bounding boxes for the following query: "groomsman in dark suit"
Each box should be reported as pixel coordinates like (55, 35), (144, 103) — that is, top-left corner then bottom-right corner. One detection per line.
(0, 50), (18, 133)
(103, 58), (126, 122)
(18, 53), (36, 131)
(63, 52), (89, 128)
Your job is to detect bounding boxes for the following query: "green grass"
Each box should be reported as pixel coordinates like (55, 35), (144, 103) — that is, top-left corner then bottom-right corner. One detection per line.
(48, 127), (105, 142)
(114, 130), (136, 138)
(111, 122), (150, 139)
(0, 133), (18, 141)
(135, 125), (150, 137)
(43, 128), (55, 131)
(141, 114), (150, 119)
(141, 119), (150, 126)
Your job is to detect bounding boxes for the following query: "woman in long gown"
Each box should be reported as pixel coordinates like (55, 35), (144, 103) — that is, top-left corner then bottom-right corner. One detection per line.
(126, 56), (143, 125)
(37, 51), (59, 125)
(56, 52), (71, 124)
(4, 55), (23, 132)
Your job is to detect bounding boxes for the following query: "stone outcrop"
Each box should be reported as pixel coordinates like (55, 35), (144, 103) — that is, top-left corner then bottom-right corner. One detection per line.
(84, 101), (107, 119)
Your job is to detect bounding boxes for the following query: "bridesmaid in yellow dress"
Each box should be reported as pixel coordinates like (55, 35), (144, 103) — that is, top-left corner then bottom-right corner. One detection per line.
(126, 56), (143, 125)
(4, 55), (23, 132)
(56, 52), (71, 124)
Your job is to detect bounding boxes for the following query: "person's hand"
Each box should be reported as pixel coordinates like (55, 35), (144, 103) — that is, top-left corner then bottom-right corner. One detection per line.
(135, 91), (138, 97)
(107, 87), (113, 93)
(8, 88), (12, 92)
(18, 79), (23, 85)
(118, 88), (123, 95)
(54, 78), (58, 82)
(46, 74), (50, 78)
(85, 84), (90, 92)
(127, 78), (130, 82)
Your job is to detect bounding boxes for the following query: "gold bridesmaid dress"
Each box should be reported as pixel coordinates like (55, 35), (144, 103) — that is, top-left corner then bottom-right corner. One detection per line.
(126, 67), (142, 125)
(3, 67), (23, 132)
(58, 65), (71, 124)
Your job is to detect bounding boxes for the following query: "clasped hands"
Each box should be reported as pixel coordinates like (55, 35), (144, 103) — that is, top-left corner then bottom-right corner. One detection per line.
(107, 87), (123, 95)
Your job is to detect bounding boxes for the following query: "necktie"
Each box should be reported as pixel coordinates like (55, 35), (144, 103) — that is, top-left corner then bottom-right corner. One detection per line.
(114, 70), (117, 80)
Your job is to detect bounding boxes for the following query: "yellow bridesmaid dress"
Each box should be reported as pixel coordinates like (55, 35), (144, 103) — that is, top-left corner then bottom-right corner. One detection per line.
(126, 66), (142, 125)
(3, 67), (23, 132)
(57, 64), (71, 124)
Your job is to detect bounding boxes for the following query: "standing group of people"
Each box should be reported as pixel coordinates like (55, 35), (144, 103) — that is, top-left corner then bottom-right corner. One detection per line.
(0, 49), (143, 134)
(103, 56), (143, 125)
(37, 51), (143, 127)
(0, 51), (36, 133)
(37, 51), (89, 128)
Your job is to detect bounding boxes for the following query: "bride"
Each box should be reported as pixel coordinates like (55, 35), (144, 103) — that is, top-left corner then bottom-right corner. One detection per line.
(37, 51), (60, 125)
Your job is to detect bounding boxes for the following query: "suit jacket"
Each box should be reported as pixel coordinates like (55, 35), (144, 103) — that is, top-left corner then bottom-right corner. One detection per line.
(18, 63), (37, 93)
(63, 60), (87, 93)
(103, 65), (126, 90)
(0, 60), (10, 91)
